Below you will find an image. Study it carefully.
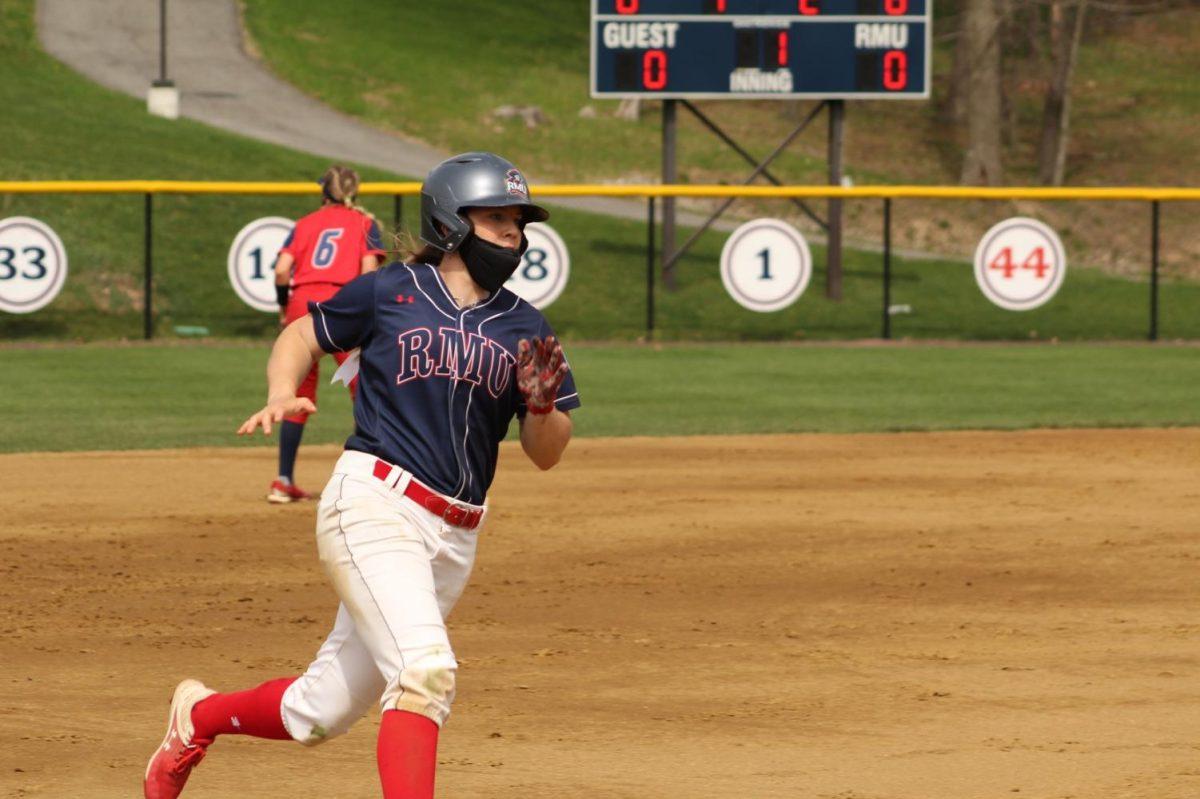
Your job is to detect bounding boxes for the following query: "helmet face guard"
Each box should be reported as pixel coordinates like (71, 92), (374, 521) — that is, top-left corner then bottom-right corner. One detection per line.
(419, 152), (549, 253)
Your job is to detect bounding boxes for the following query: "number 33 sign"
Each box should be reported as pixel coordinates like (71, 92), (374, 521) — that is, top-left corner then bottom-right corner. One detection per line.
(0, 217), (68, 314)
(974, 217), (1067, 311)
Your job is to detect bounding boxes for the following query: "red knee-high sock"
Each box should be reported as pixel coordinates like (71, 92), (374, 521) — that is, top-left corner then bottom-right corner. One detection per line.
(377, 710), (439, 799)
(190, 677), (296, 741)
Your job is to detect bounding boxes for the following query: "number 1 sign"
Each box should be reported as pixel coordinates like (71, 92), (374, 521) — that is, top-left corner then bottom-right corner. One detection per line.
(720, 218), (812, 312)
(228, 217), (294, 312)
(973, 217), (1067, 312)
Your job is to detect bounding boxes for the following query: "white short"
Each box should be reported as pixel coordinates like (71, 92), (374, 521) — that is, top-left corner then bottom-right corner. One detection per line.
(280, 451), (484, 744)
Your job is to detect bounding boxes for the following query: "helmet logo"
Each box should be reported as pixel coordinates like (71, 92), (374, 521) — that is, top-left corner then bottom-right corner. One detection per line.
(505, 169), (529, 199)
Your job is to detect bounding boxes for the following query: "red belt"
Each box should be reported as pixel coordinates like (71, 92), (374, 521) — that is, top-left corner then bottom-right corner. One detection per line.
(372, 459), (484, 530)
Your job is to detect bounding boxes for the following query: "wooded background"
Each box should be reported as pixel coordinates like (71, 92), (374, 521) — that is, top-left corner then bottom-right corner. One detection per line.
(945, 0), (1184, 186)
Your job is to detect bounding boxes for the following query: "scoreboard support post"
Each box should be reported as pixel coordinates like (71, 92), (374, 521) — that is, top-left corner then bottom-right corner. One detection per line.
(680, 100), (827, 231)
(661, 101), (826, 279)
(827, 99), (845, 300)
(662, 99), (678, 290)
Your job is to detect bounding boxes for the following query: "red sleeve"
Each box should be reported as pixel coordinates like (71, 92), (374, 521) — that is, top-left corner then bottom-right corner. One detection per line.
(280, 216), (308, 259)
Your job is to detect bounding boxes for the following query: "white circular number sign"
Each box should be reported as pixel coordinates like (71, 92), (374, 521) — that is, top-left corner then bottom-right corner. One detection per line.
(506, 222), (570, 309)
(973, 217), (1067, 311)
(228, 217), (294, 313)
(720, 218), (812, 313)
(0, 217), (68, 314)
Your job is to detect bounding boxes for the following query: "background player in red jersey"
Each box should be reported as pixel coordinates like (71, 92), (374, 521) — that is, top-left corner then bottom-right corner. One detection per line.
(269, 165), (386, 503)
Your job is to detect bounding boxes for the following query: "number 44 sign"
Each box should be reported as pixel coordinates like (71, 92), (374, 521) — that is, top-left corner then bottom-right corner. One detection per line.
(973, 217), (1067, 312)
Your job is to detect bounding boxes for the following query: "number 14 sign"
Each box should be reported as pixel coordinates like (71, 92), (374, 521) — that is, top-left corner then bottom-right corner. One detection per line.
(228, 217), (294, 312)
(973, 217), (1067, 311)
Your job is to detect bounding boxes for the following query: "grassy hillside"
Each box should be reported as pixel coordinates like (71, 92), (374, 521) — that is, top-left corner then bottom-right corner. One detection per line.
(241, 2), (1200, 278)
(240, 3), (1200, 188)
(1, 342), (1196, 452)
(0, 1), (400, 340)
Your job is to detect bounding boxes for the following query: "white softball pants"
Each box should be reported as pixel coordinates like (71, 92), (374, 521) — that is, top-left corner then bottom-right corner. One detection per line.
(279, 451), (483, 745)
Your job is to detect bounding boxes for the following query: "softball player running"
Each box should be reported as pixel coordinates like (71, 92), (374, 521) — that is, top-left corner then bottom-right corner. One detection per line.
(144, 153), (579, 799)
(269, 165), (386, 504)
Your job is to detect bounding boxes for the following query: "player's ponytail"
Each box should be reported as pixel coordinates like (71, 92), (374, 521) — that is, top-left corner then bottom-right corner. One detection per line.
(319, 165), (378, 223)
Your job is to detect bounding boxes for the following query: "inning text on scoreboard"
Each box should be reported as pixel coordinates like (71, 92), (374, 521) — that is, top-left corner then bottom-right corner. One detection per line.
(590, 0), (931, 99)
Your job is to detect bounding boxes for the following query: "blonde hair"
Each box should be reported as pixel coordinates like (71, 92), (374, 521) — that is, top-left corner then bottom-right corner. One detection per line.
(320, 165), (377, 222)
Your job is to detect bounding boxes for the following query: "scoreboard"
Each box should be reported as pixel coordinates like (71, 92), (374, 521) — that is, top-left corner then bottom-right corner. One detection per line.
(590, 0), (931, 99)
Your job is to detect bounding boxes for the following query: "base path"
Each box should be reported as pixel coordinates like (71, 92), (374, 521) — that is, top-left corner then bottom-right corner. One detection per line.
(35, 0), (675, 223)
(4, 430), (1199, 797)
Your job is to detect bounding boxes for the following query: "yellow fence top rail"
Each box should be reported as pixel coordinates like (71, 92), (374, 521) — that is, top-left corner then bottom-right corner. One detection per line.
(0, 181), (1197, 201)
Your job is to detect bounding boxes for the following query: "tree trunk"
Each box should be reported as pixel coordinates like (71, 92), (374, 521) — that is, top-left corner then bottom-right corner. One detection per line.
(1037, 0), (1088, 185)
(946, 15), (971, 126)
(959, 0), (1004, 185)
(1027, 0), (1045, 67)
(995, 0), (1017, 148)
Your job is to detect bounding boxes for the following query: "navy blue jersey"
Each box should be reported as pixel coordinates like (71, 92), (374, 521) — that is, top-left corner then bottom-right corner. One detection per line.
(308, 262), (581, 505)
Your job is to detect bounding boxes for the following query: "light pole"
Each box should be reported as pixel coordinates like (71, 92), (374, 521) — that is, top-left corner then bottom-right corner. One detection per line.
(146, 0), (179, 119)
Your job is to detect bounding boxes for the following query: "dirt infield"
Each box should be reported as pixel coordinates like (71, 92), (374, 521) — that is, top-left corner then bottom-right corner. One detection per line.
(2, 430), (1198, 798)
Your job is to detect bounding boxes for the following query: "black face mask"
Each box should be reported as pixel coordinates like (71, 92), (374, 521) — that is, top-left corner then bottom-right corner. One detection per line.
(458, 232), (528, 293)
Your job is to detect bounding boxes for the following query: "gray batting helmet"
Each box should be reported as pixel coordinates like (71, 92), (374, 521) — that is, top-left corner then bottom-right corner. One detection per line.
(419, 152), (550, 253)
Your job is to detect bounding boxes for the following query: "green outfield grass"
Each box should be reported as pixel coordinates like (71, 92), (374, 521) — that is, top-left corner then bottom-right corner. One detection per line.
(0, 342), (1195, 453)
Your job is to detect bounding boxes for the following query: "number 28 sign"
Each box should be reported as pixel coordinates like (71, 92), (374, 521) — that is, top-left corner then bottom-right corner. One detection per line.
(973, 217), (1067, 311)
(506, 222), (570, 310)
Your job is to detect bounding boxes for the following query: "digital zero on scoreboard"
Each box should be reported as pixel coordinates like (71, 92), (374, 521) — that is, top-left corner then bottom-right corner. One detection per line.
(591, 0), (930, 99)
